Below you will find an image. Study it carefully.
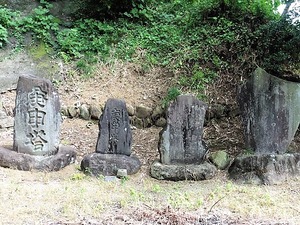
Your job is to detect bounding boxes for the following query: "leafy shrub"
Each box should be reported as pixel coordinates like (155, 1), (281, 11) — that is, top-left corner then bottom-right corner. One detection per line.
(72, 0), (148, 20)
(16, 4), (59, 44)
(0, 25), (8, 48)
(255, 18), (300, 76)
(162, 87), (181, 108)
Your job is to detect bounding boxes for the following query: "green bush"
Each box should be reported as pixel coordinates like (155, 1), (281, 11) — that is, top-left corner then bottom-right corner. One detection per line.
(0, 25), (8, 48)
(73, 0), (148, 20)
(255, 18), (300, 76)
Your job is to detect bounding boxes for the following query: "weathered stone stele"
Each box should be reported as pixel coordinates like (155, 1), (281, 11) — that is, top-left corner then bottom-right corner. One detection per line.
(150, 95), (216, 181)
(13, 75), (61, 156)
(239, 67), (300, 154)
(159, 95), (208, 164)
(82, 98), (141, 176)
(96, 98), (132, 156)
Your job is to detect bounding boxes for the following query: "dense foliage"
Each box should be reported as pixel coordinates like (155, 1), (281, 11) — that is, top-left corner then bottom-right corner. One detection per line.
(0, 0), (299, 97)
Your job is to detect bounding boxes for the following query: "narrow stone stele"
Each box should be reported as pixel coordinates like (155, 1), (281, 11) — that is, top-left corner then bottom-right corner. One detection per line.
(0, 75), (76, 171)
(230, 68), (300, 184)
(14, 75), (61, 156)
(81, 98), (141, 176)
(150, 95), (216, 181)
(239, 67), (300, 154)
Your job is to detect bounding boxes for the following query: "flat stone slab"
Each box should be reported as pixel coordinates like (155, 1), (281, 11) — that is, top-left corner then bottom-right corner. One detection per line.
(159, 95), (208, 164)
(239, 68), (300, 154)
(228, 153), (300, 185)
(0, 145), (76, 171)
(81, 153), (141, 176)
(96, 98), (132, 156)
(150, 160), (217, 181)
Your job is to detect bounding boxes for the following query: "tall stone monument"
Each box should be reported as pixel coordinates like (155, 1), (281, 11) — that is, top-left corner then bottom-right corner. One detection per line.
(229, 68), (300, 184)
(14, 75), (61, 156)
(0, 75), (76, 171)
(96, 99), (132, 156)
(150, 95), (216, 181)
(81, 98), (141, 176)
(238, 67), (300, 154)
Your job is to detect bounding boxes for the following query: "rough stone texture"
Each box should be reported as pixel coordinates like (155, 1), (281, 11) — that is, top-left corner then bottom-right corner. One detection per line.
(159, 95), (208, 164)
(209, 150), (231, 170)
(126, 104), (135, 116)
(117, 169), (128, 178)
(60, 106), (69, 117)
(150, 160), (217, 181)
(90, 104), (102, 120)
(96, 99), (132, 156)
(79, 104), (90, 120)
(68, 106), (79, 118)
(0, 145), (76, 171)
(13, 75), (61, 156)
(81, 153), (141, 176)
(155, 117), (167, 127)
(130, 116), (152, 129)
(135, 105), (152, 119)
(228, 153), (300, 185)
(239, 67), (300, 154)
(151, 105), (165, 121)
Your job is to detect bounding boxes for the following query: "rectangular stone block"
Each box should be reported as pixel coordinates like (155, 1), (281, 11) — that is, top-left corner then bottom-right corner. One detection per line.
(159, 95), (208, 164)
(13, 75), (61, 156)
(96, 98), (132, 156)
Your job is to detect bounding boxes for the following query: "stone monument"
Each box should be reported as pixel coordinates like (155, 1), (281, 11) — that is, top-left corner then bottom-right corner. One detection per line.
(150, 95), (216, 181)
(81, 98), (141, 176)
(0, 75), (76, 171)
(14, 75), (61, 156)
(229, 68), (300, 184)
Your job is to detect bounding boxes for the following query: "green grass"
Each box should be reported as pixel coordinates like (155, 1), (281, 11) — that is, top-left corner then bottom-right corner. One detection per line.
(0, 165), (299, 224)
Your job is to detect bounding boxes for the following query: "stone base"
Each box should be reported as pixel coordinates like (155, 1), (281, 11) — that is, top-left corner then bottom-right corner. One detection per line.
(150, 160), (217, 181)
(228, 153), (300, 185)
(81, 153), (141, 176)
(0, 145), (76, 171)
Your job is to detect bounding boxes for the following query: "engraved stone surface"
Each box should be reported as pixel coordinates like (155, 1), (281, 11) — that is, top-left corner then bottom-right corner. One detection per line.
(239, 68), (300, 154)
(96, 98), (132, 156)
(82, 98), (141, 176)
(150, 95), (215, 181)
(159, 95), (208, 164)
(13, 75), (61, 156)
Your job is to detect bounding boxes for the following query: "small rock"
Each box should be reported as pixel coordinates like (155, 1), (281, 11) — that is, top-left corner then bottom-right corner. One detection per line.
(209, 150), (231, 170)
(135, 105), (152, 119)
(130, 116), (144, 129)
(90, 104), (102, 120)
(117, 169), (128, 178)
(68, 106), (79, 118)
(155, 117), (166, 127)
(126, 104), (135, 116)
(80, 104), (90, 120)
(60, 106), (69, 117)
(152, 105), (165, 120)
